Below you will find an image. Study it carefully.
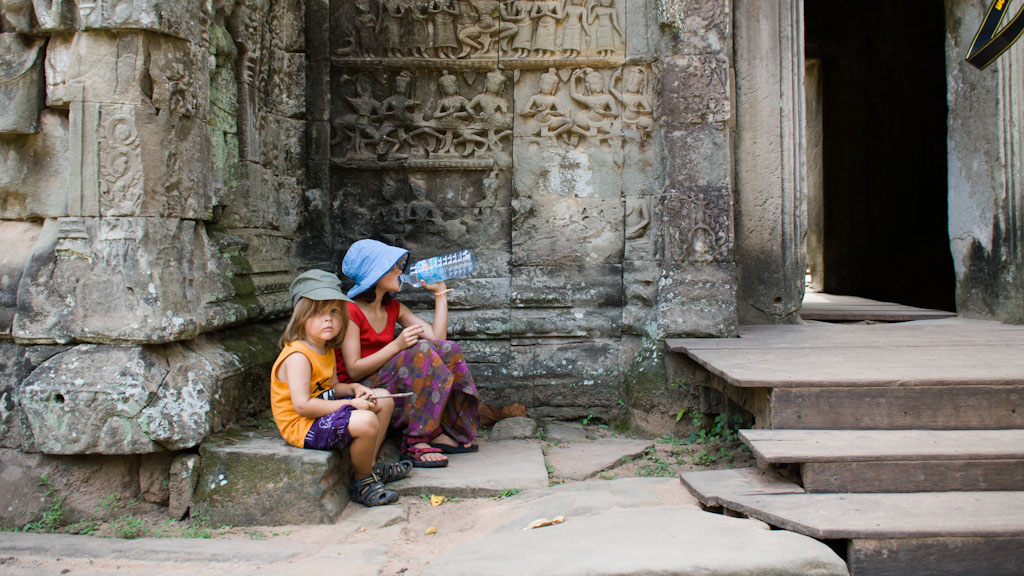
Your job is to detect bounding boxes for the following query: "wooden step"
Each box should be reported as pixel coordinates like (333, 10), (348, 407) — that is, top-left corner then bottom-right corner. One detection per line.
(769, 385), (1023, 429)
(800, 293), (956, 323)
(740, 430), (1024, 492)
(681, 468), (1024, 576)
(666, 321), (1024, 389)
(681, 468), (1024, 539)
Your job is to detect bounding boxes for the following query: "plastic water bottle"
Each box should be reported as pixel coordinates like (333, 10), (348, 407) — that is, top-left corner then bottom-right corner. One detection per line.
(400, 249), (477, 287)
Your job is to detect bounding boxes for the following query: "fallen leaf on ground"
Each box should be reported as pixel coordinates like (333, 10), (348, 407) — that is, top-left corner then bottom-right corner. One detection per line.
(430, 495), (445, 506)
(523, 516), (565, 531)
(425, 526), (438, 535)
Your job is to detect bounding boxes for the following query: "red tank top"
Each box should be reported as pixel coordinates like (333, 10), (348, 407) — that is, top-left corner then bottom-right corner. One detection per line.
(336, 299), (401, 383)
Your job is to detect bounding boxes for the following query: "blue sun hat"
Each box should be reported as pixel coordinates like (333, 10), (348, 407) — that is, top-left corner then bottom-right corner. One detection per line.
(342, 239), (409, 299)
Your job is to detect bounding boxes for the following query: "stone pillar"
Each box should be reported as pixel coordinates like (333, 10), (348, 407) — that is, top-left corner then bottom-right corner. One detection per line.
(732, 0), (806, 324)
(656, 0), (738, 338)
(0, 0), (301, 457)
(946, 0), (1024, 323)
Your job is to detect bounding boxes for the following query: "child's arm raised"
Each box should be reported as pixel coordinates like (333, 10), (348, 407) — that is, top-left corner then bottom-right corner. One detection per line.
(282, 352), (374, 418)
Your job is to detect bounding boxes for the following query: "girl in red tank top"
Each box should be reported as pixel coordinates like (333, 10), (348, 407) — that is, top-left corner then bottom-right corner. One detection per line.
(338, 239), (480, 468)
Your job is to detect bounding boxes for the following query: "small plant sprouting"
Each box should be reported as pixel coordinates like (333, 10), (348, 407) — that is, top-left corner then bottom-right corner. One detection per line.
(491, 488), (519, 500)
(582, 413), (595, 426)
(23, 475), (66, 534)
(675, 408), (686, 422)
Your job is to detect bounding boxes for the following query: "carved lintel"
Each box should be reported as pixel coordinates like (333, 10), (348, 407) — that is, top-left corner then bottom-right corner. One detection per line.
(331, 157), (494, 171)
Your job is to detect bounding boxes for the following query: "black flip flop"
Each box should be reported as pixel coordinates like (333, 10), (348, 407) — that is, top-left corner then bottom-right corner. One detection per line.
(429, 442), (479, 454)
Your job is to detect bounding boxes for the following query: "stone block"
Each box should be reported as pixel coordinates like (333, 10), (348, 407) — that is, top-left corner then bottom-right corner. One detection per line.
(29, 0), (78, 33)
(11, 218), (283, 344)
(0, 342), (70, 448)
(511, 197), (624, 266)
(660, 187), (732, 264)
(16, 322), (280, 455)
(657, 262), (737, 337)
(267, 50), (306, 119)
(68, 101), (212, 219)
(511, 307), (622, 338)
(270, 0), (306, 52)
(63, 32), (151, 107)
(626, 0), (657, 59)
(261, 114), (306, 177)
(661, 54), (730, 124)
(0, 34), (46, 134)
(78, 0), (206, 42)
(168, 453), (199, 520)
(44, 34), (73, 108)
(511, 265), (622, 309)
(0, 108), (69, 219)
(488, 417), (537, 440)
(139, 452), (174, 505)
(0, 222), (42, 336)
(446, 309), (511, 339)
(658, 0), (731, 55)
(662, 122), (731, 190)
(193, 430), (352, 527)
(512, 142), (624, 200)
(220, 162), (301, 232)
(623, 260), (660, 336)
(0, 449), (140, 529)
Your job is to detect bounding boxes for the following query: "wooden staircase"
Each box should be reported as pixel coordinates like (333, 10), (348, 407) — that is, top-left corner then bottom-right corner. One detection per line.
(666, 316), (1024, 576)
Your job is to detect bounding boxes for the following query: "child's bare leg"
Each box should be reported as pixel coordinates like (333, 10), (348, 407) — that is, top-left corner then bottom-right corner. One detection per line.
(347, 410), (379, 480)
(369, 389), (395, 458)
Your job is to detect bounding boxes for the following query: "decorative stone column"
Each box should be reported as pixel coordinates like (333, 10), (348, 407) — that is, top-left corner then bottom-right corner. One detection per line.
(732, 0), (806, 324)
(946, 0), (1024, 323)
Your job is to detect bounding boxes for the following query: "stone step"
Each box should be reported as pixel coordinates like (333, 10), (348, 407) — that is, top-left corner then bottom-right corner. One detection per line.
(740, 429), (1024, 492)
(192, 429), (353, 527)
(681, 468), (1024, 576)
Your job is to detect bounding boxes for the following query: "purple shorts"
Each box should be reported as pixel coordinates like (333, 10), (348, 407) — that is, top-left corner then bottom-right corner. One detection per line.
(303, 404), (356, 451)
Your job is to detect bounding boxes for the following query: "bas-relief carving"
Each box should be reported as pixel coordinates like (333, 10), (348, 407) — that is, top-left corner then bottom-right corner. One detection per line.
(517, 65), (653, 149)
(663, 190), (731, 264)
(332, 69), (512, 167)
(332, 0), (626, 63)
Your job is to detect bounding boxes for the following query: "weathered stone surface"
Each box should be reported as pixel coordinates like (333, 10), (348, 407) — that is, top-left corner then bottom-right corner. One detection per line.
(193, 430), (352, 527)
(658, 0), (731, 55)
(11, 218), (284, 344)
(657, 263), (737, 337)
(0, 222), (42, 336)
(422, 504), (849, 576)
(511, 307), (622, 338)
(68, 101), (212, 219)
(661, 187), (733, 264)
(139, 451), (174, 505)
(489, 417), (538, 440)
(662, 122), (731, 190)
(62, 32), (152, 107)
(0, 342), (69, 448)
(511, 265), (622, 308)
(623, 260), (659, 336)
(17, 322), (280, 455)
(389, 439), (548, 498)
(44, 34), (73, 108)
(0, 34), (46, 134)
(661, 53), (730, 124)
(0, 449), (140, 529)
(511, 197), (624, 266)
(77, 0), (206, 43)
(267, 50), (306, 119)
(168, 453), (200, 520)
(545, 436), (654, 480)
(946, 0), (1024, 323)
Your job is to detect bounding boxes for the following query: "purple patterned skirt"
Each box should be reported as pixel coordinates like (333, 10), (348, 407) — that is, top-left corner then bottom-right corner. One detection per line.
(358, 339), (479, 448)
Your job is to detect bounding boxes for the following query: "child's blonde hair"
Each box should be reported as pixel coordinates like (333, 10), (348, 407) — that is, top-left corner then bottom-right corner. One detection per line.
(278, 297), (349, 349)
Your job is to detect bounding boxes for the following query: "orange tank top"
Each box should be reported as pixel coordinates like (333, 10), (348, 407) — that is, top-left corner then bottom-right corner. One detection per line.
(270, 341), (337, 448)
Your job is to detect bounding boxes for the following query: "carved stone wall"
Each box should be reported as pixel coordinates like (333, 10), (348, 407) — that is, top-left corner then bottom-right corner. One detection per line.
(315, 0), (737, 419)
(0, 0), (302, 457)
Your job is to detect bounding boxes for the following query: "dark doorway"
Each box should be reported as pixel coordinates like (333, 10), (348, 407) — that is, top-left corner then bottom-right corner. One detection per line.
(804, 1), (956, 312)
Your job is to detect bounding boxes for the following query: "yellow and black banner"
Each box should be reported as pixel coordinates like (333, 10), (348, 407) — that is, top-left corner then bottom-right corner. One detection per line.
(966, 0), (1024, 70)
